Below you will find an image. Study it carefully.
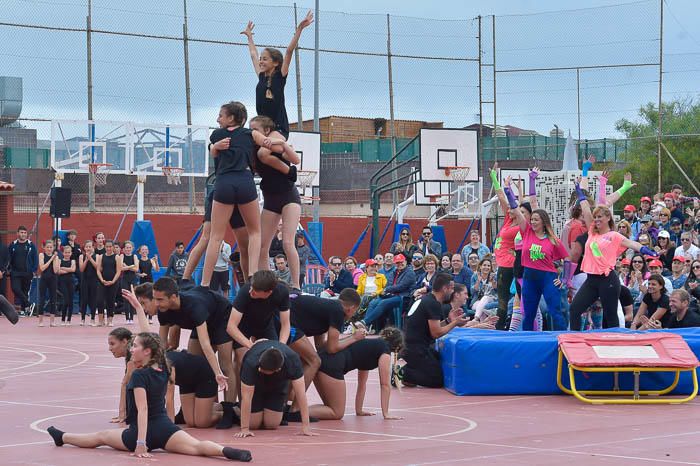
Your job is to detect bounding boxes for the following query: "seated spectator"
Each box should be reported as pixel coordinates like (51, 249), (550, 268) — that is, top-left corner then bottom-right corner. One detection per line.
(411, 252), (424, 276)
(359, 254), (415, 331)
(657, 208), (672, 232)
(655, 230), (676, 270)
(373, 254), (384, 270)
(439, 253), (452, 274)
(273, 254), (292, 286)
(356, 259), (387, 313)
(636, 216), (658, 243)
(378, 252), (396, 284)
(641, 289), (700, 329)
(645, 259), (673, 293)
(664, 192), (685, 223)
(470, 258), (498, 321)
(670, 257), (688, 289)
(632, 274), (670, 330)
(684, 260), (700, 301)
(617, 219), (632, 240)
(295, 232), (312, 285)
(639, 196), (653, 218)
(669, 218), (683, 245)
(412, 254), (438, 301)
(450, 253), (472, 295)
(344, 256), (362, 286)
(622, 205), (639, 238)
(466, 252), (480, 274)
(321, 256), (354, 298)
(674, 232), (700, 262)
(390, 228), (417, 264)
(460, 230), (490, 263)
(623, 253), (649, 302)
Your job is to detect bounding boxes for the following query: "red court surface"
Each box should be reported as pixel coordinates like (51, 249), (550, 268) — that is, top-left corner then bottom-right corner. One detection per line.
(2, 317), (700, 465)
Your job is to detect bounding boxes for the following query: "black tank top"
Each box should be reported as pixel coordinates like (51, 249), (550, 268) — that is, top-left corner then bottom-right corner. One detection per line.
(209, 127), (254, 175)
(122, 254), (136, 278)
(59, 258), (74, 280)
(82, 254), (98, 281)
(95, 246), (106, 256)
(139, 257), (153, 282)
(256, 71), (289, 136)
(102, 254), (117, 281)
(41, 254), (56, 279)
(258, 151), (294, 194)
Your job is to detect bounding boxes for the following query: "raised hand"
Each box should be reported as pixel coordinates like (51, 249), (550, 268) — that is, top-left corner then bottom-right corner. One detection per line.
(299, 11), (314, 30)
(529, 166), (540, 180)
(241, 21), (255, 38)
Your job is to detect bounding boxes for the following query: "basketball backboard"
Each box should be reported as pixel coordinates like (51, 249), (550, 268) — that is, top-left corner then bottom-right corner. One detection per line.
(50, 120), (130, 174)
(288, 130), (321, 198)
(419, 128), (478, 182)
(130, 123), (209, 177)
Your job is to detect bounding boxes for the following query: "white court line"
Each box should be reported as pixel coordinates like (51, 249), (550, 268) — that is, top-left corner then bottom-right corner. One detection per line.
(25, 394), (118, 404)
(30, 409), (113, 434)
(0, 344), (90, 380)
(0, 347), (47, 373)
(313, 427), (419, 439)
(0, 440), (54, 449)
(0, 400), (112, 411)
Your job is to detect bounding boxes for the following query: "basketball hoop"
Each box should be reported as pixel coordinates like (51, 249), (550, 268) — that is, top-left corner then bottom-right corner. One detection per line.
(300, 195), (321, 205)
(444, 166), (470, 183)
(162, 166), (185, 185)
(297, 170), (317, 190)
(427, 194), (452, 207)
(88, 163), (112, 186)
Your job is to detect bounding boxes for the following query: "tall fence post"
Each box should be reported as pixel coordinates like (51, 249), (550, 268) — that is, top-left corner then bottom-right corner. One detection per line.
(183, 0), (195, 213)
(387, 14), (397, 210)
(86, 0), (95, 212)
(657, 0), (664, 192)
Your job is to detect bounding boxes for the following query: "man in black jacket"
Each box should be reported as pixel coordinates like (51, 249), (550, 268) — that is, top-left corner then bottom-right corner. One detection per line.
(8, 226), (38, 314)
(320, 256), (354, 298)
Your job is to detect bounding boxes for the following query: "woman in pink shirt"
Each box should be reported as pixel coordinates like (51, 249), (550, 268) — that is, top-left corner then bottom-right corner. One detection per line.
(569, 180), (656, 330)
(507, 189), (568, 330)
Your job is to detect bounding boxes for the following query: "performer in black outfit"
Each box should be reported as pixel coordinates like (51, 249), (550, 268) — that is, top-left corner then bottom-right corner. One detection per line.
(47, 332), (252, 462)
(137, 245), (159, 284)
(120, 241), (139, 324)
(152, 277), (237, 429)
(309, 327), (404, 421)
(79, 240), (100, 326)
(37, 239), (60, 327)
(97, 240), (122, 327)
(58, 244), (76, 325)
(236, 339), (315, 438)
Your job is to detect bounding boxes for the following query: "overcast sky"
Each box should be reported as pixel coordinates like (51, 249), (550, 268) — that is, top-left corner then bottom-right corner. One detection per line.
(2, 0), (699, 140)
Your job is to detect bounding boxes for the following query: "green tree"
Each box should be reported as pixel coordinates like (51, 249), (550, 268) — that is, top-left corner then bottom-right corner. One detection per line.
(612, 99), (700, 199)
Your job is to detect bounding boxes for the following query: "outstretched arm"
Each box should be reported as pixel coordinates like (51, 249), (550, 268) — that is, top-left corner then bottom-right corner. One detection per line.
(490, 163), (510, 214)
(241, 21), (261, 75)
(575, 176), (593, 227)
(606, 172), (635, 206)
(282, 11), (314, 77)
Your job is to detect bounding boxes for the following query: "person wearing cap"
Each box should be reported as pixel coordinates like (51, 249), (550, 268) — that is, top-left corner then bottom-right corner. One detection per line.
(674, 231), (700, 262)
(670, 257), (688, 289)
(358, 254), (416, 331)
(655, 230), (676, 270)
(356, 259), (387, 311)
(639, 196), (653, 217)
(669, 218), (683, 245)
(622, 204), (641, 239)
(644, 259), (673, 293)
(636, 214), (659, 243)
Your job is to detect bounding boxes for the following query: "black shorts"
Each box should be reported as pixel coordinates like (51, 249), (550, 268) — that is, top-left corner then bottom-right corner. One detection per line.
(179, 378), (218, 398)
(318, 350), (346, 381)
(190, 324), (233, 347)
(214, 171), (257, 205)
(513, 250), (523, 279)
(121, 416), (180, 452)
(262, 187), (301, 215)
(205, 189), (244, 228)
(251, 385), (289, 413)
(229, 207), (245, 229)
(211, 270), (230, 292)
(204, 190), (214, 222)
(233, 323), (278, 349)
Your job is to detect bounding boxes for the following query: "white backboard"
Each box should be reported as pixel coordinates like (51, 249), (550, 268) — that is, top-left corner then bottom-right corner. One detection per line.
(419, 128), (478, 182)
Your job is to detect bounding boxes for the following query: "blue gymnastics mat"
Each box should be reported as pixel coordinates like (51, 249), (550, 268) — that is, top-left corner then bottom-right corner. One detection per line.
(438, 327), (700, 396)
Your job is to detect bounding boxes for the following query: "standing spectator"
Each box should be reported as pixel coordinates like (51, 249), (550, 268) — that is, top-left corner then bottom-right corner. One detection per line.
(0, 239), (8, 297)
(674, 232), (700, 262)
(461, 230), (490, 264)
(211, 240), (232, 296)
(295, 232), (312, 285)
(166, 241), (188, 283)
(58, 244), (76, 325)
(137, 245), (159, 284)
(273, 254), (292, 286)
(37, 239), (60, 327)
(119, 241), (139, 324)
(8, 226), (38, 315)
(321, 256), (354, 298)
(664, 193), (684, 223)
(417, 226), (442, 257)
(268, 221), (285, 267)
(379, 252), (396, 284)
(390, 228), (417, 264)
(344, 256), (362, 286)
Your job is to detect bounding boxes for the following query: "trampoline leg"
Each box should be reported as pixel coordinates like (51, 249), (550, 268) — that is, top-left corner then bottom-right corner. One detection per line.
(633, 371), (640, 400)
(613, 372), (619, 392)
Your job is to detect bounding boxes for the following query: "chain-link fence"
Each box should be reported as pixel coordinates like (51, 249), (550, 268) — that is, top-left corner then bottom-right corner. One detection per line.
(1, 0), (694, 210)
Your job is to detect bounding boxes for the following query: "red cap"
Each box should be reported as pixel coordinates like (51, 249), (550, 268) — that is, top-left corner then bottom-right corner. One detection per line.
(640, 196), (652, 203)
(623, 204), (636, 212)
(648, 259), (663, 268)
(364, 259), (377, 267)
(393, 254), (406, 264)
(621, 258), (631, 266)
(673, 256), (685, 263)
(664, 192), (675, 200)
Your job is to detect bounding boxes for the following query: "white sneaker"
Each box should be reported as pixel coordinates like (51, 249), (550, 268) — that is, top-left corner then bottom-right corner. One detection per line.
(28, 303), (36, 316)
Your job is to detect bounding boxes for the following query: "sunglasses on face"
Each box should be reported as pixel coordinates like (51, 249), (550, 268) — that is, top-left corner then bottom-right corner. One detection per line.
(413, 256), (423, 260)
(682, 238), (691, 242)
(422, 232), (431, 236)
(401, 232), (409, 236)
(331, 262), (342, 266)
(632, 260), (644, 264)
(694, 265), (700, 269)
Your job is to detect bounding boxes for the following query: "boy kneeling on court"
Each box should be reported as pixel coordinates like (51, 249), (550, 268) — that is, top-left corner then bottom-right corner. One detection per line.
(235, 339), (318, 438)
